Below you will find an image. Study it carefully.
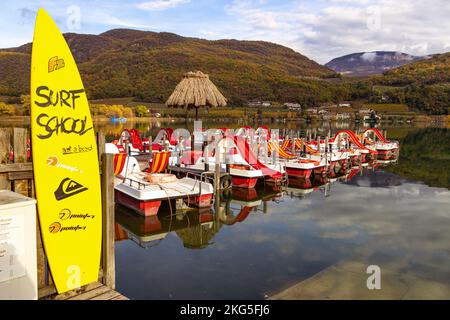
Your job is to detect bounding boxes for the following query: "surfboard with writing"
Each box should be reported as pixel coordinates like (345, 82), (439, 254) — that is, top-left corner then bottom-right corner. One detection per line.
(30, 8), (102, 294)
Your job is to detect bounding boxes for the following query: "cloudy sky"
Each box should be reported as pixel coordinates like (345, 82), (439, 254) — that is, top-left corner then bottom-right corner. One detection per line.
(1, 0), (449, 63)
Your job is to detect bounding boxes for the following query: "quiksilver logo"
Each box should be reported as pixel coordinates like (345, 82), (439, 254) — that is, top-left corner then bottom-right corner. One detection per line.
(54, 177), (88, 201)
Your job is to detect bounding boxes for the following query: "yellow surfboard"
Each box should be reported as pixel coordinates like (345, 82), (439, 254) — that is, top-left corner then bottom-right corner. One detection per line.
(31, 8), (102, 294)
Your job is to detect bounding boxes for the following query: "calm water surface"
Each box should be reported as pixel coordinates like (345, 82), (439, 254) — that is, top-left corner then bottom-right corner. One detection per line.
(111, 123), (450, 299)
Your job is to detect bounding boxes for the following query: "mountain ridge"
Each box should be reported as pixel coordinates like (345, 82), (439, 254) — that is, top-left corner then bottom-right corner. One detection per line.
(0, 28), (338, 104)
(325, 51), (425, 76)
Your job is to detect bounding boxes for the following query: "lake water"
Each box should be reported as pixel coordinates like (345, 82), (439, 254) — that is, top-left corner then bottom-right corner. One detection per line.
(108, 121), (450, 299)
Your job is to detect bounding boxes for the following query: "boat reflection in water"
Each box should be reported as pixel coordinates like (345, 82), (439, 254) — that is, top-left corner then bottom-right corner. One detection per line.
(284, 158), (399, 199)
(115, 205), (217, 249)
(216, 186), (284, 225)
(115, 158), (401, 249)
(115, 185), (284, 249)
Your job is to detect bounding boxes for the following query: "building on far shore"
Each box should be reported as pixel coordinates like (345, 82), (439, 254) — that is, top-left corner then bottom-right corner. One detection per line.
(319, 109), (334, 120)
(305, 108), (318, 114)
(336, 112), (351, 120)
(284, 103), (302, 111)
(319, 102), (351, 109)
(358, 108), (380, 122)
(247, 100), (272, 108)
(358, 108), (374, 115)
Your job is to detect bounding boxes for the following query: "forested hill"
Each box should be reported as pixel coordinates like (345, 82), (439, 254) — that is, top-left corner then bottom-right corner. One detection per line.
(375, 52), (450, 86)
(370, 53), (450, 114)
(0, 28), (338, 104)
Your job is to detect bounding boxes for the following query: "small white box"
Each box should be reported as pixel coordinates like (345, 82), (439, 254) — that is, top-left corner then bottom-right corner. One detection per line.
(0, 190), (37, 300)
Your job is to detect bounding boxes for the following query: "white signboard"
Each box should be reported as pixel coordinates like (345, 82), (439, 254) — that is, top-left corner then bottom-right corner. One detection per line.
(0, 214), (26, 283)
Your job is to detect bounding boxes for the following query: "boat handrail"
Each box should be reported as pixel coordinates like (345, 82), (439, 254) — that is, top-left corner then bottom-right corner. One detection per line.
(124, 177), (164, 191)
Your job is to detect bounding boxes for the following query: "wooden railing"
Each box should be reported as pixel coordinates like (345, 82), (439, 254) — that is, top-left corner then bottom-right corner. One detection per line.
(0, 127), (115, 298)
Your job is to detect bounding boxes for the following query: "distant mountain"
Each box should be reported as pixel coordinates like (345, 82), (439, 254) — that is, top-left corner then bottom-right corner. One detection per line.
(325, 51), (425, 76)
(0, 28), (337, 104)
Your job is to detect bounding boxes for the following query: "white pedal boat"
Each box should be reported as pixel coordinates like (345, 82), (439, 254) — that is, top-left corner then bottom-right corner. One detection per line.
(112, 151), (214, 217)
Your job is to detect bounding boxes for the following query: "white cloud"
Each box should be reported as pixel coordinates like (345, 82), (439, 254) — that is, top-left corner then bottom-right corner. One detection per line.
(330, 0), (370, 4)
(84, 10), (158, 30)
(225, 0), (450, 63)
(361, 52), (377, 61)
(226, 1), (290, 30)
(136, 0), (190, 11)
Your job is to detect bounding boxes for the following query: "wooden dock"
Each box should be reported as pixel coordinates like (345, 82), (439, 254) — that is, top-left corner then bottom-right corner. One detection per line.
(43, 282), (128, 300)
(168, 165), (232, 189)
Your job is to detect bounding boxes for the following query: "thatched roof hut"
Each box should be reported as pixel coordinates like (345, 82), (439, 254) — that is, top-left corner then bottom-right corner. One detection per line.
(166, 71), (227, 120)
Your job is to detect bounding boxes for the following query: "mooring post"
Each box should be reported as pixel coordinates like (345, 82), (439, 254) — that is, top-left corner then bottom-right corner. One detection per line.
(214, 146), (221, 191)
(101, 153), (115, 289)
(97, 132), (105, 161)
(147, 136), (152, 154)
(205, 146), (210, 172)
(290, 133), (295, 154)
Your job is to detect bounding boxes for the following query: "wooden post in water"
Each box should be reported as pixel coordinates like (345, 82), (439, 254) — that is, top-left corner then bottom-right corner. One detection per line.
(214, 146), (221, 192)
(97, 132), (105, 161)
(291, 134), (295, 154)
(101, 153), (115, 289)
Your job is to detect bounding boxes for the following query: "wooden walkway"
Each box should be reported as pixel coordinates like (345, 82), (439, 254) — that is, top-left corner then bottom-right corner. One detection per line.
(41, 282), (128, 300)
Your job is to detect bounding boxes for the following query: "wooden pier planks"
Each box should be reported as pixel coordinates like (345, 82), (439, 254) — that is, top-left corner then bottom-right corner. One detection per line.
(46, 282), (128, 300)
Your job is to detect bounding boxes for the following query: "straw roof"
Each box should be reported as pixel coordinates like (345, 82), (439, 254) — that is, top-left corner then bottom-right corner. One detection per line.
(166, 71), (227, 110)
